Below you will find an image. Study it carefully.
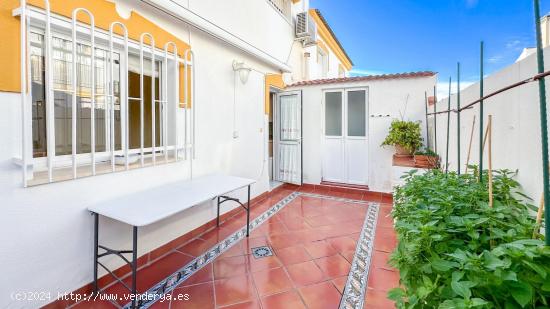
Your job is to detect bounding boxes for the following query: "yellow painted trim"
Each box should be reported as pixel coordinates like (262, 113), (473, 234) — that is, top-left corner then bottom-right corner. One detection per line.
(0, 0), (24, 93)
(317, 40), (329, 55)
(309, 9), (352, 71)
(291, 0), (301, 3)
(1, 0), (192, 107)
(265, 74), (285, 115)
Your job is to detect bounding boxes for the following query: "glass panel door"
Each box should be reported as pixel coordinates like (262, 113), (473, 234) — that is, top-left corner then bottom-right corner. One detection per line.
(323, 89), (368, 185)
(345, 89), (368, 185)
(323, 91), (345, 183)
(324, 92), (343, 136)
(347, 90), (366, 137)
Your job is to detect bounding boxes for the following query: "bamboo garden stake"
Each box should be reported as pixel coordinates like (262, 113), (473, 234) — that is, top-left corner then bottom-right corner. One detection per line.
(534, 195), (545, 238)
(482, 119), (490, 152)
(465, 116), (476, 174)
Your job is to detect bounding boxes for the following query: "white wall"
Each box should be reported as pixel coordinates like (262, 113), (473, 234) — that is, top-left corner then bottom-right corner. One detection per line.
(288, 75), (436, 192)
(303, 38), (348, 81)
(169, 0), (296, 66)
(431, 47), (550, 203)
(0, 1), (282, 307)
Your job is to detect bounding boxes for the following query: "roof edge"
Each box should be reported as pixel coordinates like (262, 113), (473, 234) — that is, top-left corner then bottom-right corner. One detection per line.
(288, 71), (437, 87)
(310, 9), (353, 67)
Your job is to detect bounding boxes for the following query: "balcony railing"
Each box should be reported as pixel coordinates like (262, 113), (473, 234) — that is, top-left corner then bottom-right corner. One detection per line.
(267, 0), (292, 21)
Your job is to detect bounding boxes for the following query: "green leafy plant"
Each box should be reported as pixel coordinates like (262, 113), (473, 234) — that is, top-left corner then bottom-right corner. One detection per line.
(382, 120), (423, 153)
(388, 169), (549, 308)
(414, 147), (438, 157)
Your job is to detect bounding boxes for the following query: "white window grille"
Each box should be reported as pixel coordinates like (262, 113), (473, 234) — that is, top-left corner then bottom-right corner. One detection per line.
(18, 1), (196, 187)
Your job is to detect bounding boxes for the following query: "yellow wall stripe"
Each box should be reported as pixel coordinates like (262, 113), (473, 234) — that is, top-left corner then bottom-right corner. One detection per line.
(265, 74), (285, 115)
(1, 0), (191, 106)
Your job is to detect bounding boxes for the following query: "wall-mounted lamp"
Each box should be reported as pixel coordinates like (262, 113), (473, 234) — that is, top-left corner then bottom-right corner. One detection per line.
(232, 60), (252, 84)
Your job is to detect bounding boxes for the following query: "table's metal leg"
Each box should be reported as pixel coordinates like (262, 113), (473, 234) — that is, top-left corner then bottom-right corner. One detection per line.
(93, 213), (99, 293)
(217, 196), (220, 227)
(246, 185), (250, 237)
(131, 226), (138, 309)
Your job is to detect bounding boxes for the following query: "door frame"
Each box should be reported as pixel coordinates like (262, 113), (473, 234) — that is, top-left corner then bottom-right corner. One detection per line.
(321, 86), (369, 185)
(273, 90), (303, 185)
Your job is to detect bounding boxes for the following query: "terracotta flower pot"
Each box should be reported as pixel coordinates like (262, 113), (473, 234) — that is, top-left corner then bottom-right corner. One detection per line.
(395, 145), (413, 156)
(414, 154), (439, 168)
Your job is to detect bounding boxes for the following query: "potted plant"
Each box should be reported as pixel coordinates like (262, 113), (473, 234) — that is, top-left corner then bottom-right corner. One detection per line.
(413, 147), (440, 168)
(381, 120), (423, 156)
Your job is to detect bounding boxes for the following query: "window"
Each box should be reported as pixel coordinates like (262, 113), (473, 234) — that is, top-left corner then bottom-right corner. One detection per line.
(27, 28), (184, 185)
(30, 32), (122, 158)
(126, 54), (162, 150)
(338, 64), (345, 78)
(317, 47), (329, 78)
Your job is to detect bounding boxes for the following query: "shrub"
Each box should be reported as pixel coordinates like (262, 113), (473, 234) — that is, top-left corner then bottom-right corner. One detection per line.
(382, 120), (423, 153)
(414, 147), (438, 157)
(388, 169), (550, 308)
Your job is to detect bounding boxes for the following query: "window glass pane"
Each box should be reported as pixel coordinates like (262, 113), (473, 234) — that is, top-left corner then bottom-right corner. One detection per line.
(30, 33), (121, 157)
(128, 53), (162, 149)
(30, 33), (46, 158)
(347, 90), (366, 136)
(325, 92), (342, 136)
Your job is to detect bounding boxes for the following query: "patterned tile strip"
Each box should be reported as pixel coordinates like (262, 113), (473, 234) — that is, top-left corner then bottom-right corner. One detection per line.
(339, 201), (380, 309)
(121, 191), (375, 308)
(125, 192), (299, 308)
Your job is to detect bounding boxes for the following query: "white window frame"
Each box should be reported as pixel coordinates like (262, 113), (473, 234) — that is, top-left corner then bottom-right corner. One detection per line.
(317, 47), (329, 78)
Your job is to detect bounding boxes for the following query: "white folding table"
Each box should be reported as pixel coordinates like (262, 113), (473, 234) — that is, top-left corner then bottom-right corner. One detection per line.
(87, 174), (255, 308)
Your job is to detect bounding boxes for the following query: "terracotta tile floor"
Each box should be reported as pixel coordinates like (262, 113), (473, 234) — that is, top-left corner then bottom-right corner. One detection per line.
(73, 186), (399, 308)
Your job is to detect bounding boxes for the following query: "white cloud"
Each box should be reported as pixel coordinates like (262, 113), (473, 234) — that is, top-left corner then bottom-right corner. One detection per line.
(488, 55), (504, 64)
(506, 39), (522, 50)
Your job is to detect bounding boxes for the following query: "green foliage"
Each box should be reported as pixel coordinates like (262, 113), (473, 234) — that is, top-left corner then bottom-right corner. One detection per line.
(414, 147), (438, 157)
(382, 120), (423, 153)
(388, 169), (550, 308)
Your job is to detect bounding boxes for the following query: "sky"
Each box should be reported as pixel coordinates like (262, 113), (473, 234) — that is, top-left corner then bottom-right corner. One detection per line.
(310, 0), (550, 99)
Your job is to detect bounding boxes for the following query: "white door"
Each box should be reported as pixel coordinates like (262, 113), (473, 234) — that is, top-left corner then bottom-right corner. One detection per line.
(323, 88), (368, 185)
(274, 91), (302, 185)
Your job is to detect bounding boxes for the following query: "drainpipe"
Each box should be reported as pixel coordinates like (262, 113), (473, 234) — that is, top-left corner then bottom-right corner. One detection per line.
(479, 41), (484, 182)
(534, 0), (550, 246)
(457, 63), (461, 175)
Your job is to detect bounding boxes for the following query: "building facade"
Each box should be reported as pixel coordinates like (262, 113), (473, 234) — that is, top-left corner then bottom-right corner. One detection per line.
(0, 0), (359, 307)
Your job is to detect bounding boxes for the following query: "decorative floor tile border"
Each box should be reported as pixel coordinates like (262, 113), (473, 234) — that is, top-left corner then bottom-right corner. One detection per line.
(126, 192), (299, 308)
(123, 191), (377, 308)
(299, 192), (370, 205)
(339, 201), (379, 309)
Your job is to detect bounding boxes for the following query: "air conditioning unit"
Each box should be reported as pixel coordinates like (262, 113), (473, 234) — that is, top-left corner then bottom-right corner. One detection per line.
(295, 12), (317, 46)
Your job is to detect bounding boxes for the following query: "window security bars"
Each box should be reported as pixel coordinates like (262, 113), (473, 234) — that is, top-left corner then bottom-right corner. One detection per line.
(19, 0), (196, 187)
